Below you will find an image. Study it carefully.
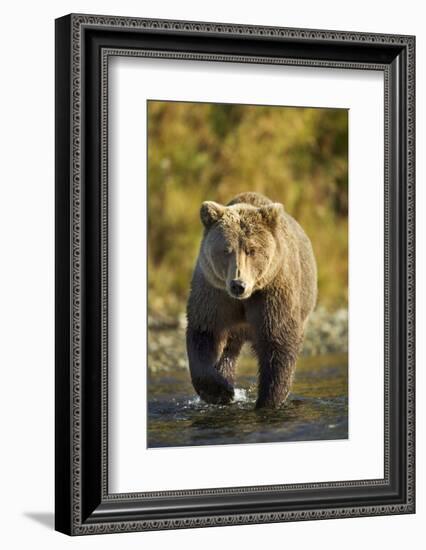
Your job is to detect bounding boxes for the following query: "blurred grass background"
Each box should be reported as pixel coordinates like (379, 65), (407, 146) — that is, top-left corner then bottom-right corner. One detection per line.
(148, 100), (348, 317)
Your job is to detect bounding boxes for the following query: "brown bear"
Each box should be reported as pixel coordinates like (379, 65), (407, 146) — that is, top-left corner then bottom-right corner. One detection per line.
(186, 192), (317, 409)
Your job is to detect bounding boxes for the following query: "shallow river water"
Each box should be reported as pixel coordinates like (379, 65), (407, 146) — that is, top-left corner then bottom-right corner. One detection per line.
(147, 341), (348, 448)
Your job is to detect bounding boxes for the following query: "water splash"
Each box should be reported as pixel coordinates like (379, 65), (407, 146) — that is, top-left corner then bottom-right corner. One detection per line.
(234, 388), (250, 402)
(182, 387), (250, 409)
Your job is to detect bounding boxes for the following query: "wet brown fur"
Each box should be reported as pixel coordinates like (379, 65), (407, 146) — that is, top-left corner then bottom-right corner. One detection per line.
(186, 192), (317, 408)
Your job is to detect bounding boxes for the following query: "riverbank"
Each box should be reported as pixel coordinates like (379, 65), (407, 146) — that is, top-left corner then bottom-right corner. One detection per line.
(148, 306), (348, 373)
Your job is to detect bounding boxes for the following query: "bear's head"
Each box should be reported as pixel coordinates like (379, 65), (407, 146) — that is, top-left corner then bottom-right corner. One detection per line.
(198, 200), (284, 300)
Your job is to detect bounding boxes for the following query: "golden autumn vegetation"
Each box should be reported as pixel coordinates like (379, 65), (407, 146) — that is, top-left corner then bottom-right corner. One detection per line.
(148, 101), (348, 316)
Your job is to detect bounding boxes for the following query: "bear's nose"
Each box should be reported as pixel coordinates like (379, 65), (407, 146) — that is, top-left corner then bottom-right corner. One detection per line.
(230, 279), (246, 297)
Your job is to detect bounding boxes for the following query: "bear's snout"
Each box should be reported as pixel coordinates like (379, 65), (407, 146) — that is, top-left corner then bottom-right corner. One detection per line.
(230, 279), (247, 298)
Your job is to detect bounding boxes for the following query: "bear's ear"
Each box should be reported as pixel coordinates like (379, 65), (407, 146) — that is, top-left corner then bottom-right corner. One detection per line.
(200, 201), (225, 228)
(259, 203), (284, 227)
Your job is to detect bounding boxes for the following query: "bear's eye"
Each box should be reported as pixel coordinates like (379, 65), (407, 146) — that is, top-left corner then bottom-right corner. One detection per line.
(224, 247), (233, 255)
(246, 249), (256, 257)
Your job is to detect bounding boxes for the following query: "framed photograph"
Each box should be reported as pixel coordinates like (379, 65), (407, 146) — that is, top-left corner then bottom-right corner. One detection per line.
(55, 14), (415, 535)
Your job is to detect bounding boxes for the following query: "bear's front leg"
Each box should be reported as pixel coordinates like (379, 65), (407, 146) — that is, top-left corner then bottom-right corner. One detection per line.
(246, 291), (303, 409)
(253, 336), (300, 409)
(186, 326), (235, 405)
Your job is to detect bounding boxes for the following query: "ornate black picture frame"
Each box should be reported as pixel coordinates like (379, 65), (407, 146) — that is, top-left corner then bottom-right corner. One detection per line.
(55, 13), (415, 535)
